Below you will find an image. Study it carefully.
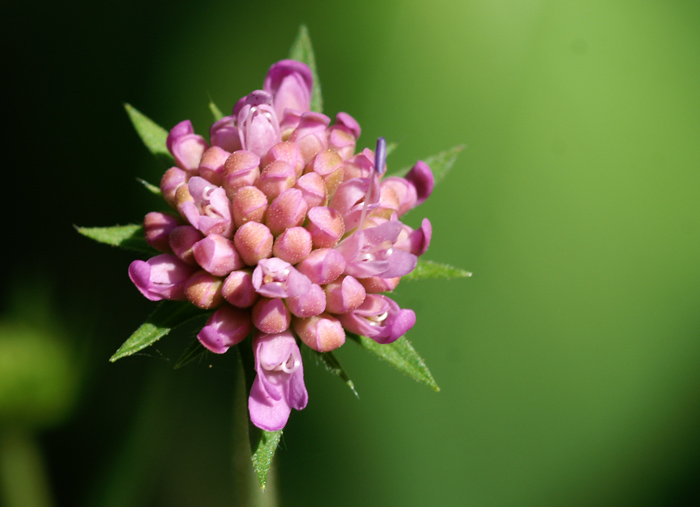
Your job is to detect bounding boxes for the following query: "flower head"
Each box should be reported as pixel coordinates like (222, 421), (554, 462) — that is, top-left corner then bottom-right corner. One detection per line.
(127, 60), (437, 432)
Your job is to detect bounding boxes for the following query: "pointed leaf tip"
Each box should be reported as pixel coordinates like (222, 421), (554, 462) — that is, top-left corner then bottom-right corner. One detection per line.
(391, 145), (465, 183)
(403, 259), (473, 281)
(75, 224), (156, 254)
(124, 103), (173, 166)
(289, 25), (323, 114)
(349, 334), (440, 392)
(315, 351), (359, 398)
(109, 301), (209, 362)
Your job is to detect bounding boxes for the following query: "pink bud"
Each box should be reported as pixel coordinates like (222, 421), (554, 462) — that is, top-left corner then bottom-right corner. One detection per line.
(223, 150), (261, 199)
(370, 183), (400, 219)
(128, 254), (196, 301)
(193, 234), (244, 277)
(160, 167), (188, 208)
(197, 305), (252, 354)
(264, 59), (313, 120)
(234, 222), (273, 266)
(257, 160), (296, 201)
(222, 269), (259, 308)
(262, 141), (304, 177)
(381, 177), (418, 216)
(295, 172), (327, 208)
(184, 270), (224, 309)
(272, 227), (312, 265)
(210, 115), (242, 153)
(232, 186), (268, 229)
(198, 146), (230, 186)
(334, 112), (361, 139)
(144, 212), (179, 252)
(292, 313), (345, 352)
(395, 218), (432, 256)
(289, 112), (330, 163)
(286, 284), (326, 318)
(265, 188), (308, 236)
(405, 160), (434, 206)
(342, 150), (374, 181)
(324, 275), (366, 314)
(308, 150), (344, 197)
(169, 225), (204, 266)
(167, 120), (209, 173)
(295, 248), (345, 285)
(252, 297), (291, 334)
(359, 276), (401, 294)
(305, 206), (345, 248)
(237, 103), (281, 158)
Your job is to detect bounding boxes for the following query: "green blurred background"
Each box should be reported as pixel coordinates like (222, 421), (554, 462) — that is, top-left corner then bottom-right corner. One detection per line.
(3, 0), (700, 505)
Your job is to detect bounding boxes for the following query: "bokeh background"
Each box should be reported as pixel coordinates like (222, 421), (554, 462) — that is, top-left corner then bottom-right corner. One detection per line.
(3, 0), (700, 505)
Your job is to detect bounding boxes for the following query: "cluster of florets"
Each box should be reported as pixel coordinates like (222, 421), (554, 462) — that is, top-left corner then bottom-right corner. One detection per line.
(128, 60), (434, 431)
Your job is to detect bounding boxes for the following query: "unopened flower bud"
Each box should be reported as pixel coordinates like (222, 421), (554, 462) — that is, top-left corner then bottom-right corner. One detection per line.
(405, 160), (434, 206)
(295, 248), (345, 285)
(286, 284), (326, 318)
(295, 172), (326, 208)
(184, 270), (224, 309)
(334, 112), (361, 139)
(342, 150), (374, 181)
(370, 183), (400, 219)
(237, 102), (281, 158)
(144, 212), (179, 252)
(381, 177), (418, 216)
(324, 275), (366, 314)
(210, 115), (242, 153)
(128, 254), (195, 301)
(169, 225), (204, 265)
(252, 297), (291, 334)
(359, 276), (401, 294)
(223, 150), (261, 199)
(327, 127), (356, 161)
(305, 206), (345, 248)
(167, 120), (209, 174)
(198, 146), (230, 186)
(160, 167), (188, 208)
(197, 305), (252, 354)
(272, 227), (312, 265)
(308, 149), (344, 197)
(222, 269), (259, 308)
(265, 188), (308, 236)
(264, 59), (313, 120)
(290, 112), (330, 163)
(193, 234), (244, 277)
(262, 141), (304, 177)
(257, 160), (296, 200)
(232, 186), (268, 228)
(292, 313), (345, 352)
(234, 222), (273, 265)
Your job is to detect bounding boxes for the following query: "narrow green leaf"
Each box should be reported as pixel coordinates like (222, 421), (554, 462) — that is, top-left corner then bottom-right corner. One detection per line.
(209, 100), (224, 122)
(403, 259), (473, 281)
(110, 301), (209, 362)
(250, 429), (283, 490)
(173, 338), (210, 370)
(391, 145), (465, 184)
(137, 178), (162, 196)
(386, 141), (398, 157)
(124, 103), (173, 166)
(349, 334), (440, 392)
(288, 25), (323, 113)
(315, 351), (359, 398)
(75, 224), (155, 254)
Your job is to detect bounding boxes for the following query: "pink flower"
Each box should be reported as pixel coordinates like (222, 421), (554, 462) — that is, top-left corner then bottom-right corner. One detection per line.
(338, 294), (416, 344)
(128, 254), (195, 301)
(263, 60), (313, 120)
(249, 331), (308, 431)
